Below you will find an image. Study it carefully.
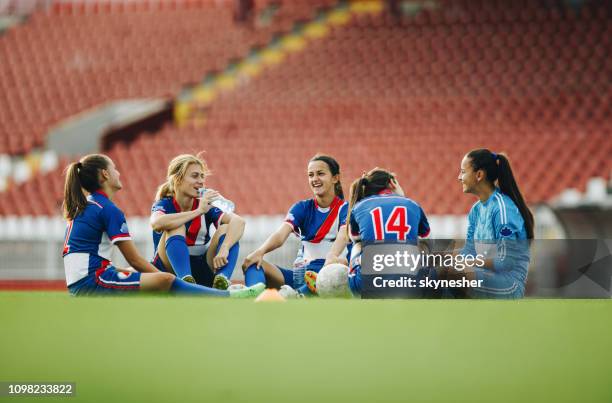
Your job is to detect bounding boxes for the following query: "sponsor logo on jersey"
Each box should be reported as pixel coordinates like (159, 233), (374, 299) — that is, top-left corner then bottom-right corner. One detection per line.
(500, 226), (513, 237)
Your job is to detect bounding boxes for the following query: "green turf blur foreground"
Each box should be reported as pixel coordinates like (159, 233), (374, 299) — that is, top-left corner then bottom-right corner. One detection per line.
(1, 294), (611, 403)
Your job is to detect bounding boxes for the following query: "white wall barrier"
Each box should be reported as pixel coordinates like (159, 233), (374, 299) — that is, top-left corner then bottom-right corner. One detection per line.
(0, 214), (468, 281)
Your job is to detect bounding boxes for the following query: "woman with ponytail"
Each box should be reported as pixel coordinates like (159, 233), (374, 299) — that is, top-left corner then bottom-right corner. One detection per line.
(150, 154), (246, 290)
(62, 154), (263, 298)
(241, 154), (350, 297)
(338, 168), (430, 296)
(455, 149), (533, 298)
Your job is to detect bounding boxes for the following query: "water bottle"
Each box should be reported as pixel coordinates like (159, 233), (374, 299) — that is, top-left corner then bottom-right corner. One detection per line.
(292, 266), (306, 289)
(198, 188), (235, 213)
(292, 254), (307, 288)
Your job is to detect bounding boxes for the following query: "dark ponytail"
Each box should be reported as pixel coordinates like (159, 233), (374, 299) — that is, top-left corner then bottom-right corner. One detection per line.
(346, 168), (395, 237)
(496, 154), (534, 239)
(310, 154), (344, 199)
(63, 154), (110, 220)
(467, 149), (534, 239)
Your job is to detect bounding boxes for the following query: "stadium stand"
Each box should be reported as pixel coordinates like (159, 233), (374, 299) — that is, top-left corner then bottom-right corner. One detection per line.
(0, 0), (337, 155)
(0, 0), (609, 217)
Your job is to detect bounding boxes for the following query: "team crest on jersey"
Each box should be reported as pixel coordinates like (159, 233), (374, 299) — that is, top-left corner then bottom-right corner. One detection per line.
(500, 226), (513, 237)
(120, 222), (129, 233)
(117, 271), (131, 280)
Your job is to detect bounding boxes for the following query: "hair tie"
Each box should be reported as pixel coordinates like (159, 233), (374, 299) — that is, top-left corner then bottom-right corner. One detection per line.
(76, 162), (83, 170)
(491, 152), (498, 161)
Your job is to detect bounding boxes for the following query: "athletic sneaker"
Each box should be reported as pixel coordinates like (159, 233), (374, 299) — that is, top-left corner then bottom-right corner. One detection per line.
(229, 282), (265, 299)
(213, 274), (231, 290)
(278, 285), (299, 299)
(304, 270), (318, 294)
(227, 284), (246, 291)
(181, 275), (196, 284)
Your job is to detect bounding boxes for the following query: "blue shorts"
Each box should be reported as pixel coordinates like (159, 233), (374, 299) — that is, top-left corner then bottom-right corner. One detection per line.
(68, 266), (142, 296)
(278, 260), (325, 288)
(348, 264), (362, 297)
(469, 268), (524, 299)
(152, 254), (215, 287)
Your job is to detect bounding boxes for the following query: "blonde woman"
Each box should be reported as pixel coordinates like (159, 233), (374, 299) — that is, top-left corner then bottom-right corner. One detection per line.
(150, 154), (247, 290)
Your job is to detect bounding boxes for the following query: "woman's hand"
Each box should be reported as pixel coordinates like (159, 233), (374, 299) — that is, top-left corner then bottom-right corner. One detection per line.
(197, 189), (220, 214)
(242, 249), (265, 270)
(324, 253), (348, 267)
(213, 244), (229, 270)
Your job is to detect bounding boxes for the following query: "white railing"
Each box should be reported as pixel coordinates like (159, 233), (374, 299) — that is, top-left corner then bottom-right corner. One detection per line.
(0, 215), (300, 280)
(0, 214), (468, 280)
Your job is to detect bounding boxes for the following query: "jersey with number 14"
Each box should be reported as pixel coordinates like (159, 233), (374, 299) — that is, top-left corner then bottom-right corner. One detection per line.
(349, 191), (430, 244)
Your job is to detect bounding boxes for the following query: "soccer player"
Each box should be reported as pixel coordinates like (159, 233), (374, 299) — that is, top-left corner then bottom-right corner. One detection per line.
(241, 154), (350, 297)
(339, 168), (430, 296)
(150, 154), (245, 290)
(62, 154), (263, 297)
(453, 149), (533, 298)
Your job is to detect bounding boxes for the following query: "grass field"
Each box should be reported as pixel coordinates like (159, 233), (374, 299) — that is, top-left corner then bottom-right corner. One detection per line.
(1, 293), (611, 403)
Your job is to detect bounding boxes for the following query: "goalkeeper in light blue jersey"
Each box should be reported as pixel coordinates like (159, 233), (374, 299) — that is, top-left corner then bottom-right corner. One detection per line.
(455, 149), (534, 298)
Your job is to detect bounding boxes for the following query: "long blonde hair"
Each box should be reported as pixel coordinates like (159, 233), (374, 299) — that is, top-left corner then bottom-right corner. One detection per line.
(155, 154), (210, 200)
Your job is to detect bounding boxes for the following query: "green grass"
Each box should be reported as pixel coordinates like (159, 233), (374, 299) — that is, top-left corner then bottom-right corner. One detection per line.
(1, 293), (611, 403)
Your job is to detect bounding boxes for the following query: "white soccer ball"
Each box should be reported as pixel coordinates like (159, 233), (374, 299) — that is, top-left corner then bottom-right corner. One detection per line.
(316, 263), (351, 298)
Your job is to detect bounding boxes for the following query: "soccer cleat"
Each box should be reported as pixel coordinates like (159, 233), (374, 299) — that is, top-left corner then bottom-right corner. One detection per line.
(212, 274), (231, 290)
(227, 284), (246, 291)
(229, 282), (265, 299)
(304, 270), (318, 294)
(278, 285), (299, 299)
(181, 275), (196, 284)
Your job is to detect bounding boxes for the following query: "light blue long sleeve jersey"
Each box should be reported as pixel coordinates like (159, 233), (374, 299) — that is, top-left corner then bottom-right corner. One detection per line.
(462, 188), (530, 286)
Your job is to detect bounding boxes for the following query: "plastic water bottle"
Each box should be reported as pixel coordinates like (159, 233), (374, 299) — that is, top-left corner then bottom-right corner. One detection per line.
(292, 254), (307, 288)
(292, 266), (306, 289)
(198, 188), (235, 213)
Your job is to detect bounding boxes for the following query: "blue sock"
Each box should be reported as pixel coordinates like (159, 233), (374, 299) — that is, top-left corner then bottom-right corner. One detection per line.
(215, 235), (239, 280)
(297, 284), (314, 296)
(170, 278), (229, 296)
(244, 264), (266, 286)
(165, 235), (192, 279)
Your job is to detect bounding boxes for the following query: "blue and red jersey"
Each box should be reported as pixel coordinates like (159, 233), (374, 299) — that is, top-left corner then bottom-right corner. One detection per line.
(284, 196), (348, 266)
(62, 191), (131, 286)
(150, 197), (224, 257)
(349, 191), (430, 244)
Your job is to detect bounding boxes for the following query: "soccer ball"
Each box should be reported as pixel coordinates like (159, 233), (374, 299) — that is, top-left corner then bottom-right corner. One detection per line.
(316, 263), (351, 298)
